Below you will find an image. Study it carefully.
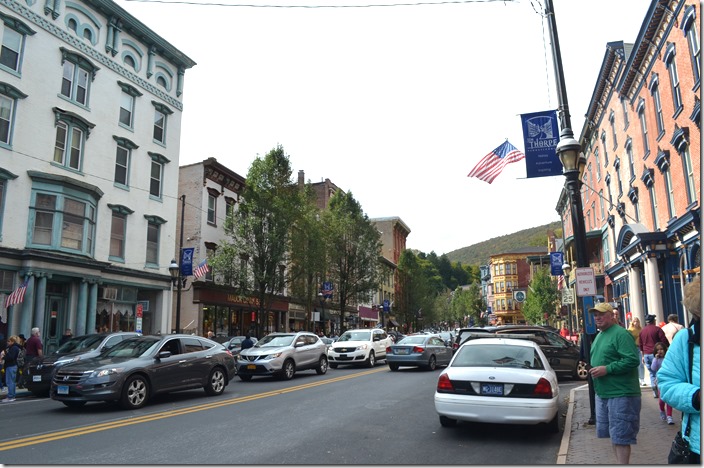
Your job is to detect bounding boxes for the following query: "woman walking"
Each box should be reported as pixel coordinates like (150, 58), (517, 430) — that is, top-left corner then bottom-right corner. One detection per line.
(628, 317), (646, 386)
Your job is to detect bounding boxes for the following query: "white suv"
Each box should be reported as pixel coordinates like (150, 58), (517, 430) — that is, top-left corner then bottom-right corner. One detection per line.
(328, 328), (393, 368)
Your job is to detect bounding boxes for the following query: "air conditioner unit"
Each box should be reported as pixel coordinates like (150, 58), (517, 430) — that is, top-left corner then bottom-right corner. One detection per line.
(100, 287), (118, 301)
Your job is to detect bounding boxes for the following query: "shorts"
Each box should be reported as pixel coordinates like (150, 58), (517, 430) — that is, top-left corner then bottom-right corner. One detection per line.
(595, 395), (641, 445)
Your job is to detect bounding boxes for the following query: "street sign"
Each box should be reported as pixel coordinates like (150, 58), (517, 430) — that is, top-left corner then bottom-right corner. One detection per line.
(513, 290), (526, 303)
(575, 267), (596, 297)
(561, 288), (575, 305)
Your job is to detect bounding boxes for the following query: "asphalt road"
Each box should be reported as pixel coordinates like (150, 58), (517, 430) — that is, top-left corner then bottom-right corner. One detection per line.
(0, 364), (582, 464)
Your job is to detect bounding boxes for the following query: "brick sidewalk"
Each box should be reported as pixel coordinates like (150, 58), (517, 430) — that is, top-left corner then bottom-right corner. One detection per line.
(558, 385), (681, 464)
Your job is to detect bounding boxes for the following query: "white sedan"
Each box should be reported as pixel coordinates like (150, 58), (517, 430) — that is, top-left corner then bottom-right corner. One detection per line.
(434, 337), (560, 432)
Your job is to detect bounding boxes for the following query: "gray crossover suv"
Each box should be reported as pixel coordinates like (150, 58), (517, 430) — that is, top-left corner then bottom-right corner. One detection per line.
(235, 331), (328, 381)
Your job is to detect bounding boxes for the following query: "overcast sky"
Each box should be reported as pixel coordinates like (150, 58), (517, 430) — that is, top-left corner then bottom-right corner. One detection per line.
(116, 0), (651, 256)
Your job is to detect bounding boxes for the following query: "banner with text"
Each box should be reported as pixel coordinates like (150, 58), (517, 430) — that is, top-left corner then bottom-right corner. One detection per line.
(520, 110), (561, 179)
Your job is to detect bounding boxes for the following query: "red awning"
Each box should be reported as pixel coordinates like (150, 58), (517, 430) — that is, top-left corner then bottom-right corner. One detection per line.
(358, 306), (379, 320)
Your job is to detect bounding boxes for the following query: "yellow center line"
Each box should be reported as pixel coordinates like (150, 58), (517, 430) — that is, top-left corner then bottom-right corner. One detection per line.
(0, 367), (386, 451)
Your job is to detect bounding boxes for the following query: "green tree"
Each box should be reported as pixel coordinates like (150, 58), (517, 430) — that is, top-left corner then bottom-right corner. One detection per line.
(521, 266), (560, 325)
(450, 284), (485, 327)
(322, 191), (381, 333)
(397, 250), (438, 331)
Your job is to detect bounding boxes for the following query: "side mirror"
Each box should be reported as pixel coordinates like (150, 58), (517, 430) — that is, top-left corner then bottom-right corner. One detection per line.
(158, 351), (172, 359)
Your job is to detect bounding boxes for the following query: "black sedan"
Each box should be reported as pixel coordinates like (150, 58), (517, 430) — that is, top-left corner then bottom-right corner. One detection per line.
(50, 334), (237, 410)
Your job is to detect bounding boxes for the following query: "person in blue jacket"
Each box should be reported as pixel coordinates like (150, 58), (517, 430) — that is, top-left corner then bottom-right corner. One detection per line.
(658, 275), (700, 464)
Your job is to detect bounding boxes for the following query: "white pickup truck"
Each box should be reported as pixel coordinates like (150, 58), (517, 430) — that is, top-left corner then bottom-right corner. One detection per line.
(328, 328), (393, 368)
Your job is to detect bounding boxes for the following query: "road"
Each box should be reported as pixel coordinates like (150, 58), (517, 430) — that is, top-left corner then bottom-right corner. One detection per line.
(0, 364), (582, 464)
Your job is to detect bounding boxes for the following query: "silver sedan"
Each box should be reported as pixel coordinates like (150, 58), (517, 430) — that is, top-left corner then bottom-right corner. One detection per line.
(386, 334), (453, 371)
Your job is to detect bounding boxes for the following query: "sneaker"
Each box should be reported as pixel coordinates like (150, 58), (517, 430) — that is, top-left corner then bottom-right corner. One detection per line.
(667, 416), (674, 425)
(1, 397), (15, 403)
(653, 392), (659, 398)
(660, 411), (667, 421)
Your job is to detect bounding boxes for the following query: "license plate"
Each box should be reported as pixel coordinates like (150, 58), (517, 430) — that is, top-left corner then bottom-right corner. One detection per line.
(57, 385), (69, 395)
(246, 364), (256, 370)
(481, 383), (503, 396)
(396, 349), (409, 355)
(33, 375), (41, 382)
(339, 354), (347, 358)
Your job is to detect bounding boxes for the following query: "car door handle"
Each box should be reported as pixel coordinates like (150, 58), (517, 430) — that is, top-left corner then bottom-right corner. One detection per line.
(178, 360), (187, 363)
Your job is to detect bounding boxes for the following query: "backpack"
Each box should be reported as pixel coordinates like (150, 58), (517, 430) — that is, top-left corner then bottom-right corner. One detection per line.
(16, 347), (25, 367)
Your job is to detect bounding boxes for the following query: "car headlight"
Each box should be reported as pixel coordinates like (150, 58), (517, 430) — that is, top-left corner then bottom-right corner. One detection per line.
(357, 344), (369, 351)
(90, 368), (124, 378)
(264, 352), (282, 360)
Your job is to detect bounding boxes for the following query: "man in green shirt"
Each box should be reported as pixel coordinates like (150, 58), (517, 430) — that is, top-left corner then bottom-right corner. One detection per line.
(588, 301), (642, 464)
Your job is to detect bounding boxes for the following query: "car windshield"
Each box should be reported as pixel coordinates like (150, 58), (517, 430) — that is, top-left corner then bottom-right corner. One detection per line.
(338, 331), (371, 342)
(229, 338), (243, 345)
(397, 336), (427, 345)
(56, 335), (104, 354)
(452, 344), (544, 370)
(255, 335), (295, 347)
(102, 337), (161, 358)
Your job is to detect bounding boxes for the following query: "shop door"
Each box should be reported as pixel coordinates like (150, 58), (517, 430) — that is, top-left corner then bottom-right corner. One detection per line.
(44, 295), (65, 355)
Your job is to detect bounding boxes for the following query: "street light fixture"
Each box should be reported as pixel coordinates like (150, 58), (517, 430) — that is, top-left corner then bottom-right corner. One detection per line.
(168, 258), (182, 334)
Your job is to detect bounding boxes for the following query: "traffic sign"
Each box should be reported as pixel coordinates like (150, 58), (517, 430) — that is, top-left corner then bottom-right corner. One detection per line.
(575, 267), (596, 297)
(561, 288), (575, 305)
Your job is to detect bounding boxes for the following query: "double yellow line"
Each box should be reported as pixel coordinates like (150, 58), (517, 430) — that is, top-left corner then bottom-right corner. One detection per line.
(0, 367), (386, 451)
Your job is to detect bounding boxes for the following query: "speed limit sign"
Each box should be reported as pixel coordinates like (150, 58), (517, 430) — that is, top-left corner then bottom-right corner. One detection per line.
(561, 288), (575, 305)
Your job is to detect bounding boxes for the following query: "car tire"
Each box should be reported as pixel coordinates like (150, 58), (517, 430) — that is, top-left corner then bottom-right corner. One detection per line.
(281, 359), (296, 380)
(546, 413), (560, 433)
(204, 367), (226, 396)
(366, 351), (376, 368)
(426, 355), (437, 371)
(239, 374), (253, 381)
(315, 356), (328, 375)
(575, 361), (589, 380)
(388, 363), (399, 371)
(330, 362), (338, 369)
(62, 401), (86, 409)
(439, 416), (457, 428)
(120, 375), (149, 410)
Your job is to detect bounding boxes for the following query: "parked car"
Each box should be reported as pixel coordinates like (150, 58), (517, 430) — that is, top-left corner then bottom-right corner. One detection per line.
(320, 337), (335, 353)
(26, 332), (141, 397)
(328, 328), (393, 368)
(50, 334), (236, 410)
(387, 330), (405, 343)
(223, 336), (258, 355)
(386, 334), (452, 371)
(453, 327), (496, 353)
(491, 325), (586, 380)
(235, 331), (328, 381)
(437, 331), (455, 347)
(434, 336), (560, 432)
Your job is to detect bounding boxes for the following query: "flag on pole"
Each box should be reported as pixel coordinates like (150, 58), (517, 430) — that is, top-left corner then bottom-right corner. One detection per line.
(467, 140), (526, 184)
(5, 279), (28, 308)
(557, 275), (565, 290)
(193, 259), (209, 280)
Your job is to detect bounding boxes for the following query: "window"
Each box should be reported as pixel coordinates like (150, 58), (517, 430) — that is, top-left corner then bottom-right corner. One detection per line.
(682, 6), (700, 87)
(671, 126), (697, 205)
(591, 202), (596, 227)
(0, 169), (13, 239)
(614, 158), (623, 198)
(620, 97), (629, 129)
(149, 160), (162, 198)
(599, 189), (605, 219)
(0, 16), (34, 74)
(110, 212), (126, 260)
(637, 100), (650, 156)
(144, 216), (166, 267)
(207, 188), (219, 225)
(117, 81), (142, 129)
(113, 136), (137, 187)
(601, 131), (609, 166)
(29, 189), (97, 255)
(594, 148), (601, 181)
(53, 108), (94, 172)
(60, 53), (94, 106)
(602, 234), (610, 265)
(0, 83), (25, 146)
(586, 210), (591, 231)
(649, 75), (665, 138)
(609, 111), (618, 149)
(664, 169), (675, 218)
(152, 101), (173, 145)
(225, 196), (236, 220)
(626, 140), (635, 180)
(664, 43), (683, 114)
(606, 174), (613, 205)
(628, 187), (640, 223)
(649, 184), (659, 231)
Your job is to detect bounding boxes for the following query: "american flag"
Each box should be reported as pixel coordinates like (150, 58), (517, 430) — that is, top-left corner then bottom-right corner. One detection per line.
(193, 259), (209, 280)
(5, 279), (28, 308)
(557, 275), (565, 290)
(467, 140), (526, 184)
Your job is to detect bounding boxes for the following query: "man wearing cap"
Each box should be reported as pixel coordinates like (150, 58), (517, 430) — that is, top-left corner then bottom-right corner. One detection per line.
(639, 314), (668, 396)
(588, 301), (642, 465)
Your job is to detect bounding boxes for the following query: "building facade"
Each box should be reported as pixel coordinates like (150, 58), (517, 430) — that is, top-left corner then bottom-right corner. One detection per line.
(558, 0), (700, 328)
(0, 0), (194, 351)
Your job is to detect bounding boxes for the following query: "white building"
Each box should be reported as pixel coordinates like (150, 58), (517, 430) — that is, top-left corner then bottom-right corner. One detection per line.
(0, 0), (195, 352)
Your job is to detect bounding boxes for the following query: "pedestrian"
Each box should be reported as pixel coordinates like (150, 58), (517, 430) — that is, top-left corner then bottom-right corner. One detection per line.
(1, 336), (22, 403)
(627, 317), (646, 387)
(588, 301), (642, 465)
(661, 314), (684, 344)
(649, 342), (674, 425)
(658, 275), (700, 465)
(560, 325), (569, 338)
(640, 315), (668, 395)
(206, 330), (214, 340)
(59, 328), (73, 346)
(613, 308), (624, 327)
(241, 334), (254, 350)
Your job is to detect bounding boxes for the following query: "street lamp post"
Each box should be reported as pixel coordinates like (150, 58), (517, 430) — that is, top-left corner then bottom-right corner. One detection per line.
(546, 0), (594, 424)
(168, 259), (181, 334)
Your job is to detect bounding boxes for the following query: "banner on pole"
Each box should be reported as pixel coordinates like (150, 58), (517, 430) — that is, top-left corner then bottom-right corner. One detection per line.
(520, 110), (561, 179)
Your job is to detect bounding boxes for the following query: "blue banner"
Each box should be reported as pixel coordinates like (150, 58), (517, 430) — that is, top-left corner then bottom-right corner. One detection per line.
(550, 252), (564, 276)
(181, 247), (194, 276)
(322, 282), (334, 300)
(520, 110), (561, 179)
(582, 296), (597, 334)
(383, 299), (390, 312)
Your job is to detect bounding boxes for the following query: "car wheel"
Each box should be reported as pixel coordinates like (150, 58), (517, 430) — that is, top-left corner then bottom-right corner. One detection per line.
(204, 367), (226, 396)
(281, 359), (296, 380)
(366, 351), (376, 368)
(426, 355), (437, 371)
(316, 356), (328, 375)
(330, 363), (338, 369)
(546, 413), (560, 433)
(62, 401), (86, 409)
(388, 363), (399, 371)
(239, 374), (253, 381)
(120, 375), (149, 410)
(439, 416), (457, 428)
(575, 361), (588, 380)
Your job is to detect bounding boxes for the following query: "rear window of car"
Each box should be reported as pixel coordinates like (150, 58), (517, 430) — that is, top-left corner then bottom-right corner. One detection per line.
(452, 344), (544, 370)
(397, 336), (427, 345)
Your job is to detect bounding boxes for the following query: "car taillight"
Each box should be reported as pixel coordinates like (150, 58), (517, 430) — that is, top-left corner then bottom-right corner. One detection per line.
(533, 377), (553, 398)
(452, 343), (458, 350)
(437, 373), (454, 392)
(412, 346), (424, 354)
(386, 347), (392, 353)
(225, 350), (233, 357)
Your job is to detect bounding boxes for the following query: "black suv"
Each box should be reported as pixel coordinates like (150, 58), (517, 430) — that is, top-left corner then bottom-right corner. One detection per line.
(491, 325), (586, 380)
(452, 327), (496, 353)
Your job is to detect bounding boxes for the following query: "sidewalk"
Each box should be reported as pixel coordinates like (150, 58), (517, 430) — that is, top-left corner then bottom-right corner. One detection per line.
(557, 384), (681, 464)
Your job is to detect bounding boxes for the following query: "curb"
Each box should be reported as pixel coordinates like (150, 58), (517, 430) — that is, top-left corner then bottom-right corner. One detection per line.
(556, 384), (582, 464)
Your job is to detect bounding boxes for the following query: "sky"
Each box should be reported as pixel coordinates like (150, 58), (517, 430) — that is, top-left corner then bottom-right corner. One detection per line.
(115, 0), (651, 256)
